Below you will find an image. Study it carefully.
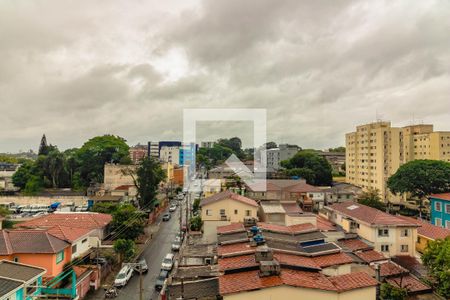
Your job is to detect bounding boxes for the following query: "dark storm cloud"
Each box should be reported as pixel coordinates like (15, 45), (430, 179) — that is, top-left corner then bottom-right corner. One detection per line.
(0, 0), (449, 152)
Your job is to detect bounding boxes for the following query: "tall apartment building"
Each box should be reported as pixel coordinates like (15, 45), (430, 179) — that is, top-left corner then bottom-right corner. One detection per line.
(129, 144), (147, 164)
(261, 144), (300, 170)
(346, 121), (450, 202)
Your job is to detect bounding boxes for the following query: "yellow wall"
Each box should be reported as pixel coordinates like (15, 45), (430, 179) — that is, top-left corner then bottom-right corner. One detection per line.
(416, 235), (432, 254)
(223, 285), (376, 300)
(346, 122), (450, 202)
(201, 198), (257, 222)
(328, 212), (416, 257)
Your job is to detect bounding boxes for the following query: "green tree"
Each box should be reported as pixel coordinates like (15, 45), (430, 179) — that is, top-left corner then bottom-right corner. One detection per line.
(189, 216), (203, 231)
(92, 202), (119, 214)
(0, 155), (19, 164)
(41, 147), (65, 188)
(328, 147), (345, 153)
(358, 189), (386, 211)
(76, 135), (131, 187)
(263, 142), (278, 150)
(388, 160), (450, 199)
(380, 283), (407, 300)
(281, 151), (332, 186)
(192, 198), (201, 212)
(113, 239), (136, 264)
(111, 204), (146, 240)
(12, 161), (36, 189)
(422, 237), (450, 297)
(124, 157), (165, 210)
(23, 175), (44, 195)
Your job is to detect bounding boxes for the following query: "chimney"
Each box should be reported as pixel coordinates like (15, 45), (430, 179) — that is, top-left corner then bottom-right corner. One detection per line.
(259, 260), (281, 277)
(255, 245), (273, 262)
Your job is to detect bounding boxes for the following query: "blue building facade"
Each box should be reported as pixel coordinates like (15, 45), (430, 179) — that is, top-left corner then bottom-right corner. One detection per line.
(430, 194), (450, 229)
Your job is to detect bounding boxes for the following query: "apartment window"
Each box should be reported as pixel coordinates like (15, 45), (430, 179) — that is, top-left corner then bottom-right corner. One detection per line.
(417, 237), (421, 243)
(206, 209), (212, 216)
(435, 202), (442, 212)
(72, 244), (77, 254)
(220, 209), (226, 216)
(56, 250), (65, 264)
(13, 257), (19, 262)
(446, 204), (450, 214)
(381, 245), (389, 252)
(378, 229), (389, 237)
(234, 209), (238, 215)
(435, 218), (442, 227)
(245, 210), (251, 217)
(401, 245), (409, 252)
(400, 229), (409, 237)
(446, 220), (450, 229)
(82, 238), (88, 244)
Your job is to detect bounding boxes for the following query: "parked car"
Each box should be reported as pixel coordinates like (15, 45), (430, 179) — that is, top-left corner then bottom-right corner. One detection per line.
(161, 253), (174, 270)
(171, 240), (181, 251)
(137, 258), (148, 273)
(114, 265), (134, 287)
(155, 269), (169, 290)
(169, 205), (177, 212)
(162, 213), (171, 221)
(176, 231), (184, 241)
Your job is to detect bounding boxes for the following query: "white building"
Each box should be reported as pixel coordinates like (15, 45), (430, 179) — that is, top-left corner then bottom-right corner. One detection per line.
(160, 146), (180, 164)
(261, 144), (300, 170)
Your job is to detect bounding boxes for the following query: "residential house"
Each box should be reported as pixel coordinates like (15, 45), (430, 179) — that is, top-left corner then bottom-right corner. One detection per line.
(0, 163), (19, 192)
(0, 230), (71, 278)
(323, 183), (361, 204)
(396, 216), (450, 253)
(429, 193), (450, 229)
(322, 202), (419, 257)
(217, 224), (378, 300)
(258, 202), (317, 226)
(202, 179), (225, 198)
(110, 185), (137, 200)
(200, 191), (258, 242)
(245, 179), (325, 211)
(0, 260), (46, 300)
(16, 212), (112, 248)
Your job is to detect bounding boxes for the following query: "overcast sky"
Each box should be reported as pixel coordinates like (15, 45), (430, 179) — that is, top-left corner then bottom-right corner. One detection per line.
(1, 0), (449, 152)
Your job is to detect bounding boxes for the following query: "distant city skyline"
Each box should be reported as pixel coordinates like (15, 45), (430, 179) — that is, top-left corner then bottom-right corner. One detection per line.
(1, 1), (449, 153)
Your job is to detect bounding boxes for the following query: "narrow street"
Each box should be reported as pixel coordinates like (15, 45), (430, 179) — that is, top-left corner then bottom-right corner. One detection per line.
(88, 199), (187, 300)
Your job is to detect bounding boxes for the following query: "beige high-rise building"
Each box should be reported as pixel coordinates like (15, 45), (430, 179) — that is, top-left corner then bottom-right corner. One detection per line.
(346, 121), (450, 202)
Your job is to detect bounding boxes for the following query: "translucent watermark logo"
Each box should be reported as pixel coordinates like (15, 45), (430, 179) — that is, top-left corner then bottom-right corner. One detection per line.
(183, 108), (267, 192)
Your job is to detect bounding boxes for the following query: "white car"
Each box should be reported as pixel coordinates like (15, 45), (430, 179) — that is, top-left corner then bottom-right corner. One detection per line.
(161, 253), (174, 271)
(114, 265), (134, 287)
(169, 205), (177, 212)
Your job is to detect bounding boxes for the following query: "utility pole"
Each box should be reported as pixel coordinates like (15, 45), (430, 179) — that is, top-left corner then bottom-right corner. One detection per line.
(139, 267), (143, 300)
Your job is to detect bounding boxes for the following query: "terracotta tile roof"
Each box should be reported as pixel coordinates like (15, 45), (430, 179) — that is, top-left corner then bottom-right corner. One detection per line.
(396, 216), (450, 240)
(219, 254), (257, 271)
(16, 213), (112, 231)
(273, 252), (320, 269)
(386, 275), (431, 293)
(219, 269), (283, 295)
(371, 262), (408, 277)
(338, 238), (372, 252)
(201, 191), (258, 207)
(355, 250), (387, 263)
(329, 272), (378, 292)
(257, 222), (316, 234)
(316, 216), (337, 231)
(47, 226), (93, 243)
(218, 242), (255, 257)
(0, 230), (69, 255)
(246, 180), (322, 193)
(430, 193), (450, 201)
(217, 223), (245, 235)
(219, 269), (377, 295)
(328, 202), (419, 226)
(0, 260), (46, 281)
(391, 255), (428, 278)
(114, 185), (134, 190)
(312, 252), (353, 268)
(281, 203), (303, 215)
